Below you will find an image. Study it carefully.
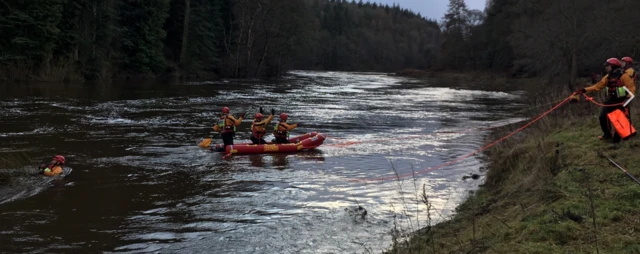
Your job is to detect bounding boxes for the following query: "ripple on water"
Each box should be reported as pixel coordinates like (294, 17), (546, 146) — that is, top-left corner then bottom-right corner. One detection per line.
(0, 70), (524, 254)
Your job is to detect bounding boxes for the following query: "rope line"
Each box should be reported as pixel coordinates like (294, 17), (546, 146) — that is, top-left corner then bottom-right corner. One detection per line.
(324, 122), (525, 148)
(349, 94), (577, 182)
(325, 98), (568, 148)
(582, 94), (626, 107)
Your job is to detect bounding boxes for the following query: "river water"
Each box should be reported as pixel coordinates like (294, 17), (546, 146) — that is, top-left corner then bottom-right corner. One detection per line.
(0, 71), (525, 253)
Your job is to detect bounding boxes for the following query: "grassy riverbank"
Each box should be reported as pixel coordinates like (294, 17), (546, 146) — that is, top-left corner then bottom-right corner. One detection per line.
(389, 94), (640, 253)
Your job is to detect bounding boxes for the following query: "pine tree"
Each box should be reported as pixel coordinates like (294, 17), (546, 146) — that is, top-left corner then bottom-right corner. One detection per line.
(185, 0), (222, 71)
(118, 0), (170, 74)
(56, 0), (83, 62)
(0, 0), (65, 66)
(0, 0), (448, 80)
(164, 0), (187, 63)
(440, 0), (470, 69)
(85, 0), (119, 79)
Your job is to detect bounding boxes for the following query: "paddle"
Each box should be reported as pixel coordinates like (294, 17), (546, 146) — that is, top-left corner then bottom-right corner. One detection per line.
(198, 132), (220, 148)
(198, 106), (255, 148)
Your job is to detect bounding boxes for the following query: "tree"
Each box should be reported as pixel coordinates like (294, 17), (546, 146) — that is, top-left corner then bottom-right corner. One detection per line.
(476, 0), (514, 70)
(0, 0), (65, 67)
(0, 0), (448, 80)
(118, 0), (170, 74)
(440, 0), (469, 69)
(509, 0), (636, 86)
(180, 0), (190, 65)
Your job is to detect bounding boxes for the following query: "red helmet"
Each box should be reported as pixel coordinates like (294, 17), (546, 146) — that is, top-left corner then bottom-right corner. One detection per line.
(606, 58), (622, 67)
(622, 57), (633, 64)
(279, 113), (288, 121)
(254, 113), (263, 119)
(53, 155), (65, 164)
(222, 107), (230, 114)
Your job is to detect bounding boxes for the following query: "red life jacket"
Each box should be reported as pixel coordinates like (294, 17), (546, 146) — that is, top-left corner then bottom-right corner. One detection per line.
(252, 120), (267, 138)
(273, 122), (289, 138)
(606, 70), (627, 99)
(218, 115), (236, 133)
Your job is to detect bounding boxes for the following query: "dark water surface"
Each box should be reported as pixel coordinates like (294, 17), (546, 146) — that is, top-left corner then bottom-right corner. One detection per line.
(0, 71), (525, 253)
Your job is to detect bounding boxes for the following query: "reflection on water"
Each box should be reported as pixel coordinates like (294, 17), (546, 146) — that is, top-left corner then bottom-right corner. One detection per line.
(0, 71), (525, 253)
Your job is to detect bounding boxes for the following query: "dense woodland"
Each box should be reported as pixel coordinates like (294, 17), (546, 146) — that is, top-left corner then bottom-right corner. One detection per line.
(1, 0), (639, 84)
(464, 0), (640, 87)
(0, 0), (440, 80)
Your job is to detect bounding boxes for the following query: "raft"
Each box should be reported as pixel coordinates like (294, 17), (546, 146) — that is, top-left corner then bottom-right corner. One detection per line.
(211, 132), (319, 151)
(221, 133), (326, 155)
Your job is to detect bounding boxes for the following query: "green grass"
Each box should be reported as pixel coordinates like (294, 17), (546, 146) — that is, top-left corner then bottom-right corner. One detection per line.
(387, 99), (640, 253)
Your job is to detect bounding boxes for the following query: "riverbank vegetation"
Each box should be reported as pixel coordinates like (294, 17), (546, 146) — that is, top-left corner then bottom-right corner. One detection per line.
(3, 0), (638, 86)
(0, 0), (440, 81)
(387, 92), (640, 253)
(427, 0), (640, 89)
(384, 1), (640, 251)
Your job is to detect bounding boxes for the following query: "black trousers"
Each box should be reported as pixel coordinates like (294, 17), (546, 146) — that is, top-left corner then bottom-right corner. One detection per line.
(251, 136), (267, 144)
(599, 99), (629, 143)
(218, 132), (234, 152)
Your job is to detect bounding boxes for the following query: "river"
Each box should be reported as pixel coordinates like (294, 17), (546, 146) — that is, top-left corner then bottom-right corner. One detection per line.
(0, 71), (525, 253)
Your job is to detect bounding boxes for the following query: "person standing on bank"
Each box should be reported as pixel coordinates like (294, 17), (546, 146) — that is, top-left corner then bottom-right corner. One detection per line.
(576, 58), (636, 143)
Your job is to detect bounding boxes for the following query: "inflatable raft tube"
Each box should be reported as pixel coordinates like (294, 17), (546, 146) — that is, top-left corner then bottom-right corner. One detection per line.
(211, 132), (319, 151)
(225, 133), (326, 155)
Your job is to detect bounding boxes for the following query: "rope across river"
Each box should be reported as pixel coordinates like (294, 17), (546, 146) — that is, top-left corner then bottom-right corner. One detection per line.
(343, 92), (630, 183)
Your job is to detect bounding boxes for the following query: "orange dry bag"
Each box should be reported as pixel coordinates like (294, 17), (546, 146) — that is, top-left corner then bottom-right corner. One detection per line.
(607, 109), (636, 140)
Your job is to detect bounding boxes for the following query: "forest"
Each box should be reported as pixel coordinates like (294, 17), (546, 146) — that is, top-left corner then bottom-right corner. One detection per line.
(1, 0), (639, 84)
(0, 0), (440, 80)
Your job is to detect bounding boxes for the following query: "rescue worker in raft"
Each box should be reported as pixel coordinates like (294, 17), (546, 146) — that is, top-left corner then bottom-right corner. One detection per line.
(213, 107), (245, 151)
(251, 107), (275, 144)
(273, 113), (301, 144)
(576, 58), (636, 143)
(38, 155), (65, 177)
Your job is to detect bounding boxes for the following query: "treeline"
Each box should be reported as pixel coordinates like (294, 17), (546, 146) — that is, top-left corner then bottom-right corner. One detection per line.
(0, 0), (441, 81)
(297, 0), (441, 72)
(441, 0), (640, 86)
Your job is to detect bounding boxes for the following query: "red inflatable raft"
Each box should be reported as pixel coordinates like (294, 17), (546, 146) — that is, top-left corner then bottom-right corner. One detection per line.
(222, 133), (326, 155)
(211, 132), (319, 151)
